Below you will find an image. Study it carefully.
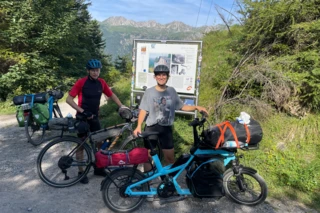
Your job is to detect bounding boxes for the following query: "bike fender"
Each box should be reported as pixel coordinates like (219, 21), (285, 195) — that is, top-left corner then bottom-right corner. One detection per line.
(100, 167), (137, 191)
(241, 166), (257, 174)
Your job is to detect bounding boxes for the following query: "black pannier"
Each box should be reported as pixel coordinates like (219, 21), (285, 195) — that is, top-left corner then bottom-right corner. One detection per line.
(13, 92), (48, 105)
(186, 157), (225, 198)
(202, 120), (263, 149)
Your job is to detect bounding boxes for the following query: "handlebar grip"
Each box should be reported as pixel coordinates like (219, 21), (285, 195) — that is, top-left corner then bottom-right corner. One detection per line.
(188, 118), (200, 127)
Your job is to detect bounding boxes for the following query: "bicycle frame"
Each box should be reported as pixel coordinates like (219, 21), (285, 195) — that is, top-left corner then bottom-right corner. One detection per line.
(21, 92), (61, 119)
(124, 148), (236, 196)
(47, 95), (59, 120)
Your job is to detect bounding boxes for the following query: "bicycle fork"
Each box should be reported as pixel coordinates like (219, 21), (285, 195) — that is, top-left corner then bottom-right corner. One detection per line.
(231, 155), (247, 192)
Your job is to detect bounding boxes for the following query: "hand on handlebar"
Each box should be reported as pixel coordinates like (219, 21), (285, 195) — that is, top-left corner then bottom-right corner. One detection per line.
(195, 106), (208, 117)
(133, 126), (141, 137)
(120, 105), (129, 109)
(82, 110), (94, 119)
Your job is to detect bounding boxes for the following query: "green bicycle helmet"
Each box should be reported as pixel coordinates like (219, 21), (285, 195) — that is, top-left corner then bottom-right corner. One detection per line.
(86, 59), (102, 69)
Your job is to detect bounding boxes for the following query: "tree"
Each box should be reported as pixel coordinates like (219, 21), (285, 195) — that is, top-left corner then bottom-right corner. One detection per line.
(215, 0), (320, 117)
(0, 0), (112, 100)
(114, 55), (132, 79)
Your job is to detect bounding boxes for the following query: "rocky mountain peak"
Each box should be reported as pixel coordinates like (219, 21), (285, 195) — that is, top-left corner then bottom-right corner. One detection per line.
(102, 16), (196, 31)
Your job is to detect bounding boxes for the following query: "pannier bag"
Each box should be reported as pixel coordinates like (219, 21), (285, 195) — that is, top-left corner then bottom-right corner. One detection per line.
(202, 119), (263, 149)
(95, 148), (149, 168)
(16, 106), (25, 127)
(90, 128), (122, 143)
(32, 103), (49, 124)
(186, 158), (225, 198)
(13, 92), (48, 105)
(48, 118), (68, 130)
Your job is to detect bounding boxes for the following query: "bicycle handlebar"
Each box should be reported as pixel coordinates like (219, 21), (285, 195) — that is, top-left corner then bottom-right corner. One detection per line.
(188, 111), (207, 127)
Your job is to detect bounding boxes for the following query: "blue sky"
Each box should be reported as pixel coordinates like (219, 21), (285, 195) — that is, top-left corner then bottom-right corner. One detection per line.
(86, 0), (239, 27)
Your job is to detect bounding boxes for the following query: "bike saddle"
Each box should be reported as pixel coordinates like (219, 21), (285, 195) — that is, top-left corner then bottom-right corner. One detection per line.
(138, 131), (159, 138)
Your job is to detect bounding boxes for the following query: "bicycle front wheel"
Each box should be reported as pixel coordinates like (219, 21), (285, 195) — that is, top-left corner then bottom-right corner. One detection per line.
(25, 114), (46, 146)
(120, 135), (163, 161)
(37, 137), (92, 188)
(223, 167), (268, 205)
(101, 168), (148, 213)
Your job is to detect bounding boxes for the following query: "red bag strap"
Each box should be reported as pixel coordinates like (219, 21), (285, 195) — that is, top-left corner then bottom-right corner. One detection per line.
(214, 121), (240, 149)
(244, 124), (251, 143)
(126, 150), (130, 164)
(224, 122), (239, 148)
(214, 122), (227, 149)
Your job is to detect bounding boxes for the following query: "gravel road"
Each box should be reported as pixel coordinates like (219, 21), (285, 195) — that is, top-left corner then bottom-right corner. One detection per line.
(0, 102), (318, 213)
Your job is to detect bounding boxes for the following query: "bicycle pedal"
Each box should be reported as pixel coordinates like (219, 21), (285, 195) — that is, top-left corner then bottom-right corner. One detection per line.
(159, 196), (186, 205)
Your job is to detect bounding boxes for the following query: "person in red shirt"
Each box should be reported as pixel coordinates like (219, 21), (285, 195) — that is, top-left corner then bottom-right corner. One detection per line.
(66, 59), (125, 184)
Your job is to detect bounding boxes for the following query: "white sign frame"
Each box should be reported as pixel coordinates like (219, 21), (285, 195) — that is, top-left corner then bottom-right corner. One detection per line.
(131, 39), (203, 117)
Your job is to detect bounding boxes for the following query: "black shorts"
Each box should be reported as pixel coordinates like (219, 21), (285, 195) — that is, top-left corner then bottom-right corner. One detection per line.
(144, 124), (173, 150)
(77, 116), (101, 138)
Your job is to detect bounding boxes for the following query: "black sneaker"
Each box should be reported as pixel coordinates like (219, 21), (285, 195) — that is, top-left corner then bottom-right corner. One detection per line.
(78, 172), (89, 184)
(94, 168), (108, 177)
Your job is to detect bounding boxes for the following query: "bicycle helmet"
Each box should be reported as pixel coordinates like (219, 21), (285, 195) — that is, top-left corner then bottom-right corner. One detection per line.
(154, 65), (170, 74)
(86, 59), (102, 70)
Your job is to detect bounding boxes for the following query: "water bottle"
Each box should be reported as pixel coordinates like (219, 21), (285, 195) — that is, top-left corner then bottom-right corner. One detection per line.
(225, 141), (237, 148)
(236, 117), (244, 124)
(101, 139), (110, 150)
(66, 113), (75, 133)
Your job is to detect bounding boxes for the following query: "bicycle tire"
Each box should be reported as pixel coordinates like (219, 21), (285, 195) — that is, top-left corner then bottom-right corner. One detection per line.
(120, 135), (163, 161)
(101, 168), (148, 213)
(25, 114), (46, 146)
(37, 137), (92, 188)
(223, 167), (268, 205)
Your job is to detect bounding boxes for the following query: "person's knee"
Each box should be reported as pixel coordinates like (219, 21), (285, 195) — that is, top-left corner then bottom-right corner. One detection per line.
(163, 150), (175, 164)
(165, 156), (175, 164)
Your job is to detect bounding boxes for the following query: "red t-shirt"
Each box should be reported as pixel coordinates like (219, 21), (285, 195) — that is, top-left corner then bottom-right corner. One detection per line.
(69, 76), (112, 114)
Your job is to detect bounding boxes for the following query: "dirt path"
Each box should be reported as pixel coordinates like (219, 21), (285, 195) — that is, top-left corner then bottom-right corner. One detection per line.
(0, 102), (318, 213)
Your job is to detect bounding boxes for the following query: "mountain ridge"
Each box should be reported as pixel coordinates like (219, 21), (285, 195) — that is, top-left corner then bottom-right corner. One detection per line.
(99, 16), (224, 59)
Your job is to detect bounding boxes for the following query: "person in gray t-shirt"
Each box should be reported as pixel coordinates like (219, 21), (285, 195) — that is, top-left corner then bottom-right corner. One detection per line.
(134, 64), (208, 172)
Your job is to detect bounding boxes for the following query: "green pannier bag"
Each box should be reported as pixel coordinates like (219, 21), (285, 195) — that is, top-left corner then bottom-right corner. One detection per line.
(32, 103), (49, 124)
(16, 106), (25, 127)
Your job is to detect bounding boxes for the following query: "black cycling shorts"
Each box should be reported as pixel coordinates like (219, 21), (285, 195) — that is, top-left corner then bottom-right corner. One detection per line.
(77, 116), (101, 138)
(144, 124), (173, 150)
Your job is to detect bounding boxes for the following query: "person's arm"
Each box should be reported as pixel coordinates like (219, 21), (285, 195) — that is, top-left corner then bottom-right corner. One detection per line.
(181, 105), (208, 115)
(133, 109), (147, 136)
(66, 95), (84, 113)
(109, 93), (124, 108)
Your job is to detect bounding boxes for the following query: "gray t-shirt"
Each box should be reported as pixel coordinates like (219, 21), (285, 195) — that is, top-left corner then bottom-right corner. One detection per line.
(139, 86), (184, 126)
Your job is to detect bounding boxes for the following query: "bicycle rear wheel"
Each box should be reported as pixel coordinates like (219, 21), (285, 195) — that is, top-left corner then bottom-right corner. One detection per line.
(101, 168), (148, 213)
(37, 137), (92, 188)
(25, 114), (46, 146)
(120, 135), (163, 161)
(223, 167), (268, 205)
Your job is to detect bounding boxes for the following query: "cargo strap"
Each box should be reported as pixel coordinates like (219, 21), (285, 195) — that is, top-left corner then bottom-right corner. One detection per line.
(214, 121), (252, 148)
(214, 121), (239, 149)
(244, 124), (251, 143)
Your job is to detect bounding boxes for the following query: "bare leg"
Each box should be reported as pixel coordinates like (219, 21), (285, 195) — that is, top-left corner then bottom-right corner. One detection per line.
(144, 149), (152, 172)
(143, 148), (175, 172)
(162, 148), (175, 165)
(76, 146), (84, 172)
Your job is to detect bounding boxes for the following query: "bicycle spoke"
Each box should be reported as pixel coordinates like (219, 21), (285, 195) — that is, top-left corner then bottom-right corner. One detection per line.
(38, 138), (91, 187)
